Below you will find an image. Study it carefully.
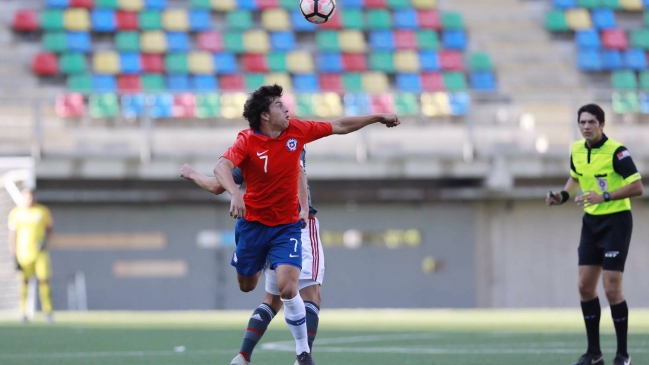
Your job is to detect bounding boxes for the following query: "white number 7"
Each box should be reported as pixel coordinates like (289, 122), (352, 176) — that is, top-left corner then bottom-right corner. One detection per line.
(259, 155), (268, 173)
(290, 238), (298, 252)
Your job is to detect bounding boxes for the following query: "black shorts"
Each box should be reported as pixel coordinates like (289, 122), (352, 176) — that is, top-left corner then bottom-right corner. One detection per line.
(578, 210), (632, 272)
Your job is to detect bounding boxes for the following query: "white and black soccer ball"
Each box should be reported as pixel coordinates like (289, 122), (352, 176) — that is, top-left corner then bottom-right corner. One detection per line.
(300, 0), (336, 24)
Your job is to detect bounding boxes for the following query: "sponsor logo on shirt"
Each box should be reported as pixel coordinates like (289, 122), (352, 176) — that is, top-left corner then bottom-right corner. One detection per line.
(605, 251), (619, 258)
(286, 138), (298, 152)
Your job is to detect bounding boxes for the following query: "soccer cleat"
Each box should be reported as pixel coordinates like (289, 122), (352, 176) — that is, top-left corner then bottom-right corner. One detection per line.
(45, 313), (54, 323)
(230, 354), (249, 365)
(612, 355), (631, 365)
(294, 361), (299, 365)
(571, 353), (605, 365)
(296, 351), (315, 365)
(20, 315), (28, 324)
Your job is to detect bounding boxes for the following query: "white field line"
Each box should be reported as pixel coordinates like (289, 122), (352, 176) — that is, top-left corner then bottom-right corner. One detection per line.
(0, 349), (233, 360)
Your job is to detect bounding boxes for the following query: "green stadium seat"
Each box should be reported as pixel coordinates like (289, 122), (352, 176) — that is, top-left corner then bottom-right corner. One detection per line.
(296, 94), (315, 116)
(227, 11), (253, 30)
(630, 29), (649, 49)
(369, 52), (395, 72)
(60, 53), (87, 74)
(190, 0), (211, 9)
(577, 0), (602, 8)
(267, 52), (288, 72)
(142, 74), (165, 92)
(41, 10), (65, 31)
(95, 0), (119, 8)
(67, 74), (93, 94)
(139, 11), (162, 30)
(343, 73), (363, 92)
(387, 0), (411, 9)
(469, 52), (494, 71)
(602, 0), (621, 9)
(366, 9), (392, 29)
(612, 91), (639, 113)
(645, 11), (649, 27)
(612, 70), (637, 90)
(115, 32), (140, 52)
(279, 0), (295, 9)
(341, 9), (364, 29)
(316, 31), (340, 52)
(417, 30), (440, 50)
(223, 31), (246, 54)
(165, 53), (189, 74)
(246, 74), (266, 91)
(43, 33), (67, 52)
(394, 93), (419, 116)
(89, 93), (119, 118)
(196, 93), (221, 118)
(545, 10), (569, 32)
(441, 12), (464, 30)
(640, 71), (649, 90)
(443, 72), (467, 91)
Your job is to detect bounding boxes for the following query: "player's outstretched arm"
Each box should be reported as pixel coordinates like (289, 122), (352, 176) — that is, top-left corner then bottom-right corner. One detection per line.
(180, 164), (226, 195)
(330, 114), (400, 135)
(546, 176), (581, 206)
(214, 158), (246, 219)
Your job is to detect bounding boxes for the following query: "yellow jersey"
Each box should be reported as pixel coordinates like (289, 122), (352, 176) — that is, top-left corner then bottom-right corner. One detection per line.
(8, 204), (53, 265)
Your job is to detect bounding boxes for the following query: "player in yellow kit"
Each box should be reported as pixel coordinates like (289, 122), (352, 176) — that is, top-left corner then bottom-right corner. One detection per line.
(8, 189), (54, 322)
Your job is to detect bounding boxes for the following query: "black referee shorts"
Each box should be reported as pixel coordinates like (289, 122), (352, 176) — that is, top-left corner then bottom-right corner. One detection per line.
(578, 210), (633, 272)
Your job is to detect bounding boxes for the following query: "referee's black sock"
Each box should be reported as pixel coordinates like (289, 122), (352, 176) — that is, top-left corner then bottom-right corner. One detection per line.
(610, 300), (629, 358)
(581, 297), (602, 355)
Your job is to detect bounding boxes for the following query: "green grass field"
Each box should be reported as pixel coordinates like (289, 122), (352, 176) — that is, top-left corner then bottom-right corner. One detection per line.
(1, 309), (648, 365)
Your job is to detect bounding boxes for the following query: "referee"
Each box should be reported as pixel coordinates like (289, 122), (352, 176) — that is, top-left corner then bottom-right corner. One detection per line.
(546, 104), (643, 365)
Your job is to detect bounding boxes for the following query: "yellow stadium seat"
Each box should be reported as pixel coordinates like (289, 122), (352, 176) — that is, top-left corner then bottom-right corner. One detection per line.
(313, 93), (343, 118)
(411, 0), (437, 9)
(220, 92), (248, 119)
(64, 9), (90, 31)
(620, 0), (643, 10)
(287, 51), (314, 74)
(188, 52), (214, 74)
(244, 30), (270, 53)
(93, 51), (120, 74)
(566, 9), (592, 30)
(421, 92), (451, 117)
(141, 31), (167, 53)
(339, 30), (366, 53)
(362, 72), (389, 94)
(265, 73), (292, 91)
(395, 51), (420, 72)
(118, 0), (144, 11)
(262, 9), (290, 31)
(162, 9), (189, 31)
(212, 0), (236, 11)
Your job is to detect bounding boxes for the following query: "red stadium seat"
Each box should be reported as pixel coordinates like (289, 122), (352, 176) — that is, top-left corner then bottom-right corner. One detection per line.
(32, 53), (58, 76)
(364, 0), (387, 9)
(257, 0), (279, 9)
(320, 12), (342, 30)
(220, 74), (245, 90)
(370, 93), (394, 113)
(196, 32), (223, 52)
(118, 75), (142, 93)
(116, 12), (139, 31)
(141, 54), (165, 73)
(439, 50), (464, 71)
(70, 0), (94, 8)
(13, 10), (39, 32)
(418, 10), (441, 30)
(55, 93), (86, 119)
(242, 54), (269, 72)
(422, 72), (444, 91)
(394, 30), (417, 50)
(319, 74), (344, 92)
(342, 53), (367, 72)
(173, 93), (196, 118)
(602, 29), (628, 50)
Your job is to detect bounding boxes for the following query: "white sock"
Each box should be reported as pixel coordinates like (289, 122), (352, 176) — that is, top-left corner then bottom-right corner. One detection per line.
(281, 293), (310, 355)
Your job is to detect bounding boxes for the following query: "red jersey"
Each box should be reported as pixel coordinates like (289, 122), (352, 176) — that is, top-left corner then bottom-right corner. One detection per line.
(221, 119), (333, 226)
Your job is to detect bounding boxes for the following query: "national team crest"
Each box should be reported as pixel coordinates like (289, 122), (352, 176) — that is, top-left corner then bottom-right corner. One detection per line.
(597, 177), (608, 192)
(286, 138), (298, 151)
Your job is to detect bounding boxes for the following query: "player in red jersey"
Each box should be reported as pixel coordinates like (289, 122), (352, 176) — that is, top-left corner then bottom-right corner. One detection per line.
(214, 84), (399, 365)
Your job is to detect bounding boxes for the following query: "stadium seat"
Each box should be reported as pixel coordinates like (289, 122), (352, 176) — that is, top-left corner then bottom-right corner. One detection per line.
(317, 31), (340, 52)
(320, 12), (342, 30)
(238, 0), (258, 10)
(263, 9), (290, 31)
(244, 30), (271, 53)
(89, 93), (119, 118)
(602, 50), (623, 69)
(189, 10), (211, 31)
(395, 30), (417, 50)
(139, 10), (162, 30)
(630, 29), (649, 49)
(421, 92), (451, 116)
(195, 93), (221, 118)
(68, 32), (91, 52)
(343, 93), (371, 116)
(449, 92), (470, 116)
(42, 10), (65, 31)
(166, 75), (190, 91)
(343, 74), (364, 93)
(417, 30), (440, 50)
(116, 31), (140, 52)
(319, 74), (344, 92)
(287, 51), (314, 74)
(387, 0), (411, 9)
(470, 72), (497, 91)
(93, 75), (117, 92)
(646, 11), (649, 27)
(592, 9), (616, 29)
(394, 93), (419, 116)
(553, 0), (576, 8)
(442, 12), (464, 30)
(212, 0), (236, 11)
(420, 51), (441, 71)
(315, 92), (344, 118)
(468, 52), (493, 71)
(411, 0), (437, 9)
(165, 53), (188, 74)
(362, 72), (389, 93)
(442, 30), (467, 50)
(267, 52), (288, 72)
(149, 93), (173, 118)
(577, 49), (603, 71)
(370, 31), (395, 51)
(576, 30), (601, 49)
(142, 73), (165, 91)
(167, 32), (190, 52)
(422, 72), (444, 91)
(341, 9), (364, 29)
(189, 51), (214, 74)
(612, 91), (639, 113)
(93, 51), (120, 74)
(192, 75), (217, 91)
(55, 93), (86, 119)
(220, 74), (245, 90)
(341, 0), (363, 8)
(245, 74), (266, 91)
(640, 70), (649, 90)
(620, 0), (643, 10)
(60, 53), (87, 74)
(145, 0), (167, 10)
(70, 0), (94, 7)
(545, 10), (569, 32)
(241, 54), (268, 72)
(96, 0), (118, 8)
(440, 50), (464, 71)
(118, 0), (144, 11)
(120, 52), (142, 74)
(47, 0), (70, 8)
(366, 10), (392, 30)
(141, 53), (164, 72)
(369, 94), (394, 114)
(640, 92), (649, 113)
(394, 9), (418, 29)
(624, 49), (648, 70)
(227, 10), (253, 30)
(67, 74), (93, 93)
(197, 32), (223, 52)
(340, 30), (366, 52)
(604, 0), (621, 10)
(214, 53), (238, 73)
(141, 31), (167, 53)
(602, 29), (629, 50)
(172, 93), (196, 118)
(612, 70), (637, 89)
(32, 53), (59, 76)
(120, 93), (146, 118)
(223, 31), (245, 54)
(290, 10), (317, 31)
(566, 9), (592, 30)
(270, 32), (295, 51)
(257, 0), (279, 9)
(342, 53), (367, 72)
(395, 51), (420, 72)
(265, 73), (292, 90)
(116, 11), (138, 30)
(91, 9), (116, 32)
(369, 52), (395, 72)
(43, 33), (66, 52)
(295, 94), (314, 116)
(444, 72), (467, 91)
(318, 53), (343, 73)
(577, 0), (599, 8)
(13, 10), (40, 32)
(163, 10), (189, 31)
(418, 10), (441, 30)
(396, 73), (422, 92)
(118, 74), (142, 93)
(364, 0), (387, 8)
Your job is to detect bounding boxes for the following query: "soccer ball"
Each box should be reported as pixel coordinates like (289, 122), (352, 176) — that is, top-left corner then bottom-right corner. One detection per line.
(300, 0), (336, 24)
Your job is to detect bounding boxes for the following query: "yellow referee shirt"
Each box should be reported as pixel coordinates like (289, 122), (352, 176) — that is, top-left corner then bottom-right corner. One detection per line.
(8, 204), (53, 265)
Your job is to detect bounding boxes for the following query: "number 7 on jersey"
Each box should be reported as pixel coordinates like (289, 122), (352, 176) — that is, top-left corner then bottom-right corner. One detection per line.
(257, 150), (268, 173)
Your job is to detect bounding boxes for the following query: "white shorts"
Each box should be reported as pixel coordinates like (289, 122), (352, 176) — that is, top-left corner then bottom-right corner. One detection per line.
(265, 216), (324, 295)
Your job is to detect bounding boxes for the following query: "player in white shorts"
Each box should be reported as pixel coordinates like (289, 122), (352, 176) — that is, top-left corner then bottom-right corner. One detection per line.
(180, 146), (324, 365)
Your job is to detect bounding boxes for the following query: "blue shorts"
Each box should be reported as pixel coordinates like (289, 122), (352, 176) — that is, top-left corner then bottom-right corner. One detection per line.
(231, 219), (303, 277)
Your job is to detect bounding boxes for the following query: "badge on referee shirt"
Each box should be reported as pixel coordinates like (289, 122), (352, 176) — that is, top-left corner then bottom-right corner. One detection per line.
(597, 177), (608, 192)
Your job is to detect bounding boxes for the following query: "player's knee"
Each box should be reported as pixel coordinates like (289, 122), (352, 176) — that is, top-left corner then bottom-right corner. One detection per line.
(578, 281), (596, 299)
(239, 282), (256, 292)
(279, 286), (298, 299)
(604, 285), (622, 302)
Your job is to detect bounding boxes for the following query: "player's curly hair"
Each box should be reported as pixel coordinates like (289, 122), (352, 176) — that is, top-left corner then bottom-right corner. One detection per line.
(242, 84), (284, 130)
(577, 104), (605, 125)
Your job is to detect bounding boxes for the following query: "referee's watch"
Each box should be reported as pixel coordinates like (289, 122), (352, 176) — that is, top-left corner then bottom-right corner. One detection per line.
(603, 192), (611, 202)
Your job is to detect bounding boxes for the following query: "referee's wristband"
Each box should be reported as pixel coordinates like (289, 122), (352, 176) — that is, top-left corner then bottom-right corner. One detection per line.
(559, 190), (569, 204)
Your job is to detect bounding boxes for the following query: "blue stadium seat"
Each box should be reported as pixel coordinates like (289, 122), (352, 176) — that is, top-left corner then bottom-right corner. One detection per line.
(449, 92), (470, 116)
(189, 11), (211, 32)
(214, 53), (238, 74)
(93, 75), (117, 92)
(192, 75), (218, 91)
(577, 49), (602, 71)
(167, 32), (190, 52)
(575, 30), (601, 49)
(624, 49), (648, 70)
(419, 51), (441, 71)
(67, 32), (91, 52)
(150, 93), (173, 118)
(318, 53), (343, 73)
(120, 52), (142, 74)
(237, 0), (258, 10)
(271, 32), (296, 51)
(602, 50), (623, 70)
(639, 92), (649, 114)
(393, 9), (418, 30)
(396, 74), (423, 92)
(293, 74), (319, 92)
(470, 72), (497, 91)
(91, 10), (116, 32)
(592, 9), (616, 30)
(166, 75), (190, 92)
(442, 30), (467, 50)
(644, 0), (649, 8)
(145, 0), (167, 10)
(291, 11), (317, 32)
(552, 0), (575, 9)
(121, 94), (146, 118)
(46, 0), (69, 8)
(342, 0), (363, 8)
(370, 31), (395, 51)
(344, 93), (371, 116)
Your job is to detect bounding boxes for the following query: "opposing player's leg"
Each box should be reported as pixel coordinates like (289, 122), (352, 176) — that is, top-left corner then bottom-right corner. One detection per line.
(297, 217), (325, 353)
(35, 251), (53, 321)
(231, 292), (283, 365)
